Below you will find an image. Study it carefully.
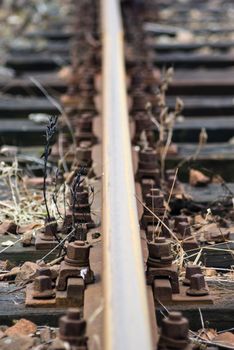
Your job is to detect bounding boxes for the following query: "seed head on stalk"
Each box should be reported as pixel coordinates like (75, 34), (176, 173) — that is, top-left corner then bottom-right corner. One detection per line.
(41, 115), (58, 221)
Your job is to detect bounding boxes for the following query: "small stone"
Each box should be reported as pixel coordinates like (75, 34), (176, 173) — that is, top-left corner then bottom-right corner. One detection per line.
(0, 221), (17, 235)
(22, 231), (34, 247)
(58, 66), (72, 81)
(1, 240), (14, 247)
(0, 335), (35, 350)
(5, 319), (37, 337)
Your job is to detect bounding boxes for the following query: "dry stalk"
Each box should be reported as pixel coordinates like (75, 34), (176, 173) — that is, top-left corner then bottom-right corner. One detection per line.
(155, 167), (178, 235)
(177, 127), (208, 169)
(135, 194), (182, 245)
(146, 67), (184, 181)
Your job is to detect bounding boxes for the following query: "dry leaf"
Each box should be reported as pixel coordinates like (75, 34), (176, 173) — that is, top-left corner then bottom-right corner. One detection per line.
(189, 169), (210, 187)
(214, 332), (234, 346)
(199, 328), (217, 341)
(0, 221), (17, 235)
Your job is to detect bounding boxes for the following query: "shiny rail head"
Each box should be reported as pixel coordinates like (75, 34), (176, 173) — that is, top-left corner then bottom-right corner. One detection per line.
(101, 0), (153, 349)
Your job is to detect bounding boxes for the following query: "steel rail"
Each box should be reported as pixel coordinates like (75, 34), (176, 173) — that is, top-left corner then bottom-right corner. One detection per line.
(102, 0), (153, 349)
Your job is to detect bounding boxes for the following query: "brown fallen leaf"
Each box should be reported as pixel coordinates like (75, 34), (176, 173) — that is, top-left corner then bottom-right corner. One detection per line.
(212, 174), (224, 184)
(167, 143), (178, 155)
(0, 221), (17, 235)
(5, 319), (37, 337)
(189, 169), (210, 187)
(196, 222), (230, 243)
(0, 329), (5, 340)
(199, 328), (217, 341)
(194, 215), (207, 226)
(214, 332), (234, 346)
(204, 268), (217, 277)
(15, 262), (38, 285)
(17, 223), (41, 235)
(0, 266), (20, 281)
(58, 66), (72, 80)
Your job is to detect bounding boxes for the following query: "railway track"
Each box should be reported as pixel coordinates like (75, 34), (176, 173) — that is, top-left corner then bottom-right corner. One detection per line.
(0, 0), (233, 349)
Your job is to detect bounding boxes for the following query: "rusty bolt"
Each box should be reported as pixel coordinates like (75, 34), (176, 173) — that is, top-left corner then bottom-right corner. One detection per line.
(76, 184), (85, 193)
(66, 107), (78, 118)
(186, 273), (209, 296)
(139, 147), (157, 164)
(134, 113), (152, 130)
(131, 92), (148, 110)
(141, 179), (156, 198)
(70, 186), (90, 208)
(67, 85), (79, 96)
(76, 141), (92, 162)
(59, 308), (87, 346)
(33, 275), (55, 299)
(166, 169), (176, 179)
(174, 216), (189, 230)
(137, 147), (160, 182)
(79, 80), (94, 92)
(80, 112), (95, 119)
(79, 92), (95, 110)
(36, 267), (52, 278)
(145, 188), (164, 208)
(42, 217), (58, 240)
(77, 116), (93, 132)
(75, 190), (90, 206)
(183, 264), (202, 286)
(65, 241), (91, 267)
(177, 222), (191, 238)
(151, 237), (171, 258)
(56, 170), (65, 185)
(160, 312), (189, 348)
(147, 237), (173, 267)
(150, 188), (160, 196)
(167, 175), (176, 188)
(74, 223), (89, 241)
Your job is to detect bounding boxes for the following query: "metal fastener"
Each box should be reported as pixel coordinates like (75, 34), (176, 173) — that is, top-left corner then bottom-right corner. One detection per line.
(158, 312), (190, 349)
(186, 273), (209, 296)
(33, 275), (55, 299)
(183, 264), (202, 286)
(59, 308), (87, 347)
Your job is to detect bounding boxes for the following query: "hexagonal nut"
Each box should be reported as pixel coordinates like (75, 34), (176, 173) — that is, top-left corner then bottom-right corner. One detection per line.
(34, 276), (52, 293)
(148, 237), (172, 260)
(59, 308), (86, 341)
(65, 241), (91, 266)
(162, 312), (189, 340)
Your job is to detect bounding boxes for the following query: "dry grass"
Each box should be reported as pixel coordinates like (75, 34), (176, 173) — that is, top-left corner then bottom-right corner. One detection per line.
(0, 159), (69, 227)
